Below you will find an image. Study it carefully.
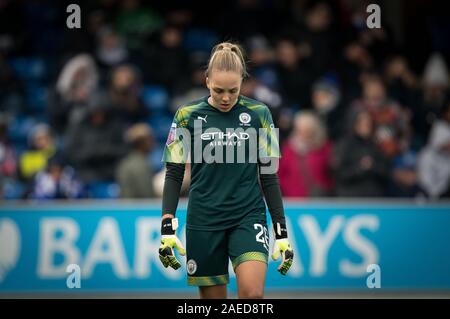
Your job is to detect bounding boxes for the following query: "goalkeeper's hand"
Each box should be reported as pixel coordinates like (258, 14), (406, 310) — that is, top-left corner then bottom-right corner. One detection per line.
(159, 217), (185, 270)
(271, 222), (294, 275)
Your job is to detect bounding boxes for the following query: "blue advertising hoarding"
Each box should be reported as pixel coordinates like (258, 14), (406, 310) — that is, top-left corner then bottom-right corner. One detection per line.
(0, 200), (449, 294)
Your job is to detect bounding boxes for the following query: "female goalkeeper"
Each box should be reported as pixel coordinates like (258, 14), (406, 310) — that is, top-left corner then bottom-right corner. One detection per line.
(158, 42), (293, 299)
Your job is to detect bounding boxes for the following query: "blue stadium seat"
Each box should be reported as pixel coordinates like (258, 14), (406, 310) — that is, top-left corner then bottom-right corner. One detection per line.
(25, 84), (48, 113)
(88, 182), (121, 199)
(9, 57), (47, 82)
(253, 67), (279, 90)
(2, 180), (26, 200)
(148, 115), (173, 144)
(7, 116), (39, 145)
(141, 85), (169, 112)
(149, 144), (165, 172)
(14, 141), (28, 159)
(183, 29), (218, 54)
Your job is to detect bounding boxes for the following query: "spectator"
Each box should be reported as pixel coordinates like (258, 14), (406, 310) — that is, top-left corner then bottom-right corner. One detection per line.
(338, 41), (374, 104)
(279, 111), (333, 197)
(48, 53), (99, 134)
(333, 110), (388, 197)
(0, 55), (25, 115)
(384, 55), (418, 110)
(170, 53), (209, 113)
(0, 113), (16, 178)
(108, 64), (148, 126)
(275, 38), (313, 109)
(95, 26), (129, 69)
(352, 75), (410, 159)
(0, 113), (17, 197)
(417, 101), (450, 199)
(19, 124), (55, 181)
(414, 53), (449, 144)
(115, 0), (163, 52)
(116, 123), (156, 198)
(298, 1), (340, 79)
(65, 95), (127, 183)
(390, 140), (420, 198)
(240, 77), (282, 110)
(311, 78), (344, 141)
(245, 35), (279, 91)
(143, 26), (188, 93)
(31, 154), (85, 200)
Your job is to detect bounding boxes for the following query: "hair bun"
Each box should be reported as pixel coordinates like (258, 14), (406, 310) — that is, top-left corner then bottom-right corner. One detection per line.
(206, 41), (248, 78)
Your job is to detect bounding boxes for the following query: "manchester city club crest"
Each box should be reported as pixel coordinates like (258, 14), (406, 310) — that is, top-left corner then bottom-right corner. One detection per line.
(239, 112), (251, 125)
(186, 259), (197, 275)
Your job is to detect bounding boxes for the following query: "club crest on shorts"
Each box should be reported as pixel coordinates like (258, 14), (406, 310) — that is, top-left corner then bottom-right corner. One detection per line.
(187, 259), (197, 275)
(239, 112), (251, 126)
(166, 123), (176, 145)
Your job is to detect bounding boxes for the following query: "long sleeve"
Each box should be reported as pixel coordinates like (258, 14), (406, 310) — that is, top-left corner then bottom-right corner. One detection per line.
(162, 162), (186, 216)
(259, 164), (286, 225)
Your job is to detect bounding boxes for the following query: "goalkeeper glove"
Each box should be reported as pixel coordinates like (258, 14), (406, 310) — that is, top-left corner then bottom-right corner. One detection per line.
(271, 222), (294, 275)
(159, 217), (185, 270)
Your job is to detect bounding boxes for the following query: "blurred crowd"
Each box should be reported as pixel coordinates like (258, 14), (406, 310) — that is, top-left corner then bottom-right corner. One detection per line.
(0, 0), (449, 200)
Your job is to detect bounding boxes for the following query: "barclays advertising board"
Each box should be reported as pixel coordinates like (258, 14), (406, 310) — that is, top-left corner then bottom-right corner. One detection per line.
(0, 200), (449, 294)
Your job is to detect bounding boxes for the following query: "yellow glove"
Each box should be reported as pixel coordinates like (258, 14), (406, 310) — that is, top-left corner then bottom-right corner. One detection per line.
(271, 222), (294, 275)
(158, 218), (185, 270)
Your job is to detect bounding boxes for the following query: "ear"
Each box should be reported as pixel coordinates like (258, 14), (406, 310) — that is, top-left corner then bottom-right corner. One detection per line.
(206, 77), (210, 89)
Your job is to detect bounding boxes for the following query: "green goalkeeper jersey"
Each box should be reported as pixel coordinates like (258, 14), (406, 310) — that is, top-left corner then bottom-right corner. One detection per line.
(162, 95), (279, 231)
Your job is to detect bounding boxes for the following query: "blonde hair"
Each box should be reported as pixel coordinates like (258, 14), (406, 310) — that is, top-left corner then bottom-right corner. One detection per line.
(206, 42), (248, 78)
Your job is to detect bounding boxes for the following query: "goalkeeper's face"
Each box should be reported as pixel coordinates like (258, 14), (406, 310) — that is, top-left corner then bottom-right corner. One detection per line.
(206, 70), (242, 112)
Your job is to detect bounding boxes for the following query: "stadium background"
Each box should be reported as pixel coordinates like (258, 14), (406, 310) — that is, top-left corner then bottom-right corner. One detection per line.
(0, 0), (449, 298)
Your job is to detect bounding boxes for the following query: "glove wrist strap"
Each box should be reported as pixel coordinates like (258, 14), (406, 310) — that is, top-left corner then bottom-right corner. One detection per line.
(161, 217), (178, 235)
(274, 222), (288, 240)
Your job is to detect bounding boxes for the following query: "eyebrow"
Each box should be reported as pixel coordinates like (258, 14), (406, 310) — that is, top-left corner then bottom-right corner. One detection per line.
(213, 87), (239, 91)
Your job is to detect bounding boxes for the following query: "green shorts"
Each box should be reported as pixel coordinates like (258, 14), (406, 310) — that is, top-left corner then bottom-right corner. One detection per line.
(186, 215), (269, 286)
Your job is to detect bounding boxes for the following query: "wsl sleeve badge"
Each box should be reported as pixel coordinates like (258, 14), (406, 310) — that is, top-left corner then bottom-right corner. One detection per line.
(166, 123), (177, 145)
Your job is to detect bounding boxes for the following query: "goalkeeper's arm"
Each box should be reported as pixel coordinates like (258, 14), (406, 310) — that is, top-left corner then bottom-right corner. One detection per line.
(259, 161), (294, 275)
(162, 162), (185, 217)
(159, 163), (186, 270)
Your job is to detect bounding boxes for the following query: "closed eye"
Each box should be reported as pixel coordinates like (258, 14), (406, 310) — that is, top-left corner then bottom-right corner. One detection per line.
(214, 88), (238, 94)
